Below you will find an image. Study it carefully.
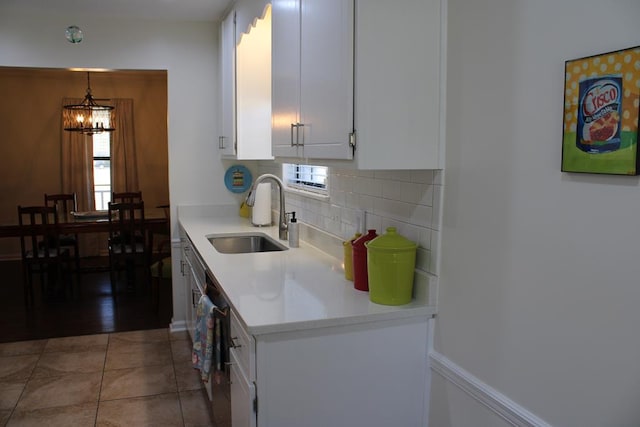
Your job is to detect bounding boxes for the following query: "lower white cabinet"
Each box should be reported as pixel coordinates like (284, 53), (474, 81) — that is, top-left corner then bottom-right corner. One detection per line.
(180, 230), (206, 341)
(230, 349), (257, 427)
(180, 236), (195, 340)
(231, 314), (430, 427)
(180, 230), (214, 401)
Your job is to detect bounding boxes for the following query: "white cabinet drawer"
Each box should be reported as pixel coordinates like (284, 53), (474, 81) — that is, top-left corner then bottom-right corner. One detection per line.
(230, 310), (255, 381)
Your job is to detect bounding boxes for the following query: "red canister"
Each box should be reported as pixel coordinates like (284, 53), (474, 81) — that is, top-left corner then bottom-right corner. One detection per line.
(351, 229), (378, 291)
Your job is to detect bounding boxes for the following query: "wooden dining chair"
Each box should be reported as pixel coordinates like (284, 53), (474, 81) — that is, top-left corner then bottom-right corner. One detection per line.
(150, 204), (171, 312)
(112, 191), (143, 203)
(111, 191), (145, 247)
(150, 239), (172, 313)
(107, 201), (149, 296)
(44, 193), (81, 282)
(18, 205), (72, 307)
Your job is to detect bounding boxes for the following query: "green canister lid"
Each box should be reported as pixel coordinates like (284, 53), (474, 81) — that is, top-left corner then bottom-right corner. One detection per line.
(365, 227), (417, 251)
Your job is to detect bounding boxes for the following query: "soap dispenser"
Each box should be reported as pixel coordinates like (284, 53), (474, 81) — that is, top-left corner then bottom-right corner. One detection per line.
(288, 212), (299, 248)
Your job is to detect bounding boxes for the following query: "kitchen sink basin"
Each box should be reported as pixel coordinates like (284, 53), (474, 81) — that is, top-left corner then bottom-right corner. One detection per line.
(207, 233), (288, 254)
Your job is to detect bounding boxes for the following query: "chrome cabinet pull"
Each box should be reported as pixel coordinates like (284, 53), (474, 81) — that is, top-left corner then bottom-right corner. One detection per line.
(297, 122), (304, 146)
(290, 123), (297, 147)
(290, 123), (305, 146)
(218, 136), (225, 149)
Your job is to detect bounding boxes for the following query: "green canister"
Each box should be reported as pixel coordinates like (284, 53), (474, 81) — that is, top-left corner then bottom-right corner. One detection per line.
(365, 227), (417, 305)
(342, 232), (361, 281)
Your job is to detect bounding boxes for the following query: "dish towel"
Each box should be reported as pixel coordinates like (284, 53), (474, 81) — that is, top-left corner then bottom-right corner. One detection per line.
(192, 294), (222, 383)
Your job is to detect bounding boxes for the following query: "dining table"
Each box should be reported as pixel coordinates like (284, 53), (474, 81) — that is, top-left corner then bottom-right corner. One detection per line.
(1, 207), (170, 303)
(1, 207), (169, 277)
(0, 208), (168, 239)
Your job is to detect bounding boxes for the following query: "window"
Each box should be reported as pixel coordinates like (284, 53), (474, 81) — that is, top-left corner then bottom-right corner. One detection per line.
(282, 163), (329, 197)
(92, 113), (112, 210)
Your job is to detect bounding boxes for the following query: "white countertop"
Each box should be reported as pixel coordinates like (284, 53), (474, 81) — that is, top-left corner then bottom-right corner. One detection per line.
(178, 205), (436, 335)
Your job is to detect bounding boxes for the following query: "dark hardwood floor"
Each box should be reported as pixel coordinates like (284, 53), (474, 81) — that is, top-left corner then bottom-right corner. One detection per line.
(0, 257), (173, 343)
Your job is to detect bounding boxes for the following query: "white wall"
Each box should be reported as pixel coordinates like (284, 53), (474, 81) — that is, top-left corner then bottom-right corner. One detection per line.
(433, 0), (640, 426)
(0, 8), (237, 220)
(0, 8), (235, 323)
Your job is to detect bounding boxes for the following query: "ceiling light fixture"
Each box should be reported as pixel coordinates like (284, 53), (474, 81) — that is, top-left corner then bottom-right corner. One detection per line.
(65, 25), (83, 43)
(63, 72), (115, 135)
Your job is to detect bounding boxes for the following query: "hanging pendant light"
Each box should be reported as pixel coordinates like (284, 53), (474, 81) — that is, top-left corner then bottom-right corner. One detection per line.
(63, 72), (114, 135)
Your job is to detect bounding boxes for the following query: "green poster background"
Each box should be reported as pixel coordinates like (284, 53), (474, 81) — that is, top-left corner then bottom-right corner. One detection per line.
(562, 131), (638, 175)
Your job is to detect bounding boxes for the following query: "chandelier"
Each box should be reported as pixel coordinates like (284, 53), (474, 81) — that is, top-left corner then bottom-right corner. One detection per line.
(63, 72), (114, 135)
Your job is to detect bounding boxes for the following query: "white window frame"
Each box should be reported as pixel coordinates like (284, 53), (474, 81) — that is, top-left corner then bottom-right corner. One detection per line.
(92, 112), (112, 210)
(282, 163), (329, 200)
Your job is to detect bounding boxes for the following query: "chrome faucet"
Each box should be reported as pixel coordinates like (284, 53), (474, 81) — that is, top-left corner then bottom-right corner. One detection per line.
(245, 174), (288, 240)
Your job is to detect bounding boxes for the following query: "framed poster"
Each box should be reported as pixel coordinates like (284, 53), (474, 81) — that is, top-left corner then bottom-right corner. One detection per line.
(562, 46), (640, 175)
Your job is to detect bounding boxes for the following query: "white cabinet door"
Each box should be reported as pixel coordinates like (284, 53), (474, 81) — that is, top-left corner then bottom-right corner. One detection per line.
(271, 0), (301, 158)
(230, 349), (257, 427)
(235, 5), (273, 160)
(220, 5), (273, 160)
(182, 234), (206, 341)
(181, 240), (195, 341)
(187, 275), (198, 339)
(299, 0), (353, 159)
(353, 0), (443, 169)
(219, 8), (236, 157)
(271, 0), (354, 160)
(255, 318), (429, 427)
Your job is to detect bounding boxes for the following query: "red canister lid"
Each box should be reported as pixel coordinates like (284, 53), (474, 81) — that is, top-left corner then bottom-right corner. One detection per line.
(352, 229), (378, 251)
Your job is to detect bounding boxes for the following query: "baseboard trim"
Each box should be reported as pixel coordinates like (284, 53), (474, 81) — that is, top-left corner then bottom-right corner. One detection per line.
(429, 351), (552, 427)
(170, 319), (187, 333)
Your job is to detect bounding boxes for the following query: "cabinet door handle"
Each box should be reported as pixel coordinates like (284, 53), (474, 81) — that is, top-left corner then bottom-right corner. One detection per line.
(297, 122), (305, 146)
(290, 123), (298, 147)
(291, 123), (305, 146)
(218, 136), (225, 149)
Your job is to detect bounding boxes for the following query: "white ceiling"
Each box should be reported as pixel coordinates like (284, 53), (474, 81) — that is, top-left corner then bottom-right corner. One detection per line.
(1, 0), (232, 22)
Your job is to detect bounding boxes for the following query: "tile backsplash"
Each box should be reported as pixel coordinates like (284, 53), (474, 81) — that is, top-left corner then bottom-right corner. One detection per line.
(257, 162), (443, 277)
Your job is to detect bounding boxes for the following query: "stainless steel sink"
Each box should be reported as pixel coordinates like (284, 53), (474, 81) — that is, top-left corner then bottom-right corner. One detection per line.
(207, 233), (288, 254)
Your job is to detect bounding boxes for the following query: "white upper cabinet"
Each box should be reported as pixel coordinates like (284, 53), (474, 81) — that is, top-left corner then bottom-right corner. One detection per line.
(219, 1), (273, 160)
(272, 0), (445, 169)
(271, 0), (301, 158)
(272, 0), (354, 160)
(218, 8), (236, 157)
(354, 0), (444, 169)
(236, 4), (273, 160)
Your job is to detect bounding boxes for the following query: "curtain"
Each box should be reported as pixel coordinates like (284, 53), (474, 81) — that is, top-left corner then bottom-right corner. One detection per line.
(111, 99), (139, 193)
(61, 97), (98, 256)
(61, 97), (138, 256)
(61, 97), (95, 211)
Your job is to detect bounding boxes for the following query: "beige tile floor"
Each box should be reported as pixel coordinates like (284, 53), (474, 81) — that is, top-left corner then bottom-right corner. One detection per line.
(0, 329), (216, 426)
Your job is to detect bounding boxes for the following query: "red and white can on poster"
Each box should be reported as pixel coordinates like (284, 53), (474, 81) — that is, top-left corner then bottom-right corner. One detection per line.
(576, 75), (623, 154)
